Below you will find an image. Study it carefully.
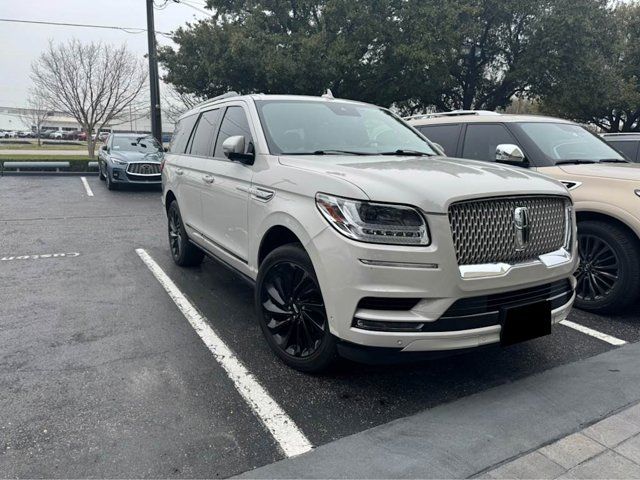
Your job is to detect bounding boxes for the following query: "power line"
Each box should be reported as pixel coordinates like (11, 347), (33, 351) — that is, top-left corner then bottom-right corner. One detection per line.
(0, 18), (171, 36)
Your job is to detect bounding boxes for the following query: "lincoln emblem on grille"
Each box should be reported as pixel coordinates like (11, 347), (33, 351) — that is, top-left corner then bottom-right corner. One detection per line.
(514, 206), (530, 251)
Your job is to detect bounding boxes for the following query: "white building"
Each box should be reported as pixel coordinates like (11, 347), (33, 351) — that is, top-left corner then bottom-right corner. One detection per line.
(0, 106), (174, 135)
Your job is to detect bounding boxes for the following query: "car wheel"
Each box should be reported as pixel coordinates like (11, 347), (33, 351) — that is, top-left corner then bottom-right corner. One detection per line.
(575, 220), (640, 314)
(167, 201), (204, 267)
(105, 171), (118, 190)
(98, 162), (106, 181)
(256, 244), (338, 373)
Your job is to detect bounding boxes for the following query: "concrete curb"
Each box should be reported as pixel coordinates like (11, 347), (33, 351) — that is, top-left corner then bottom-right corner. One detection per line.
(239, 342), (640, 479)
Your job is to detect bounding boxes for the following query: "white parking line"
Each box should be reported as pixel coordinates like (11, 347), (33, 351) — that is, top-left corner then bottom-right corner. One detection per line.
(135, 248), (313, 458)
(80, 176), (94, 197)
(560, 319), (627, 346)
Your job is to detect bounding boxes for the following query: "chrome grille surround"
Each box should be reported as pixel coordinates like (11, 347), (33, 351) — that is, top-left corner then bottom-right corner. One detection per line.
(126, 162), (161, 176)
(448, 195), (571, 266)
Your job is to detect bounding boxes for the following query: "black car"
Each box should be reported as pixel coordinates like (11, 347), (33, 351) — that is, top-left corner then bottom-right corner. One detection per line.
(601, 133), (640, 162)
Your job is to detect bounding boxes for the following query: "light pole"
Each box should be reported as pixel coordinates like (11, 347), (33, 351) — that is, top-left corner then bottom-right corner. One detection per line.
(146, 0), (162, 143)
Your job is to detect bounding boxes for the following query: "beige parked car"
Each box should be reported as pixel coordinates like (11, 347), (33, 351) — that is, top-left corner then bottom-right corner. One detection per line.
(408, 112), (640, 314)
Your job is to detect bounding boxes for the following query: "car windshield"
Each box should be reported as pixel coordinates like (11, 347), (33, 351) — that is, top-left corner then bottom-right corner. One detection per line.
(518, 122), (625, 164)
(112, 135), (162, 153)
(255, 100), (436, 156)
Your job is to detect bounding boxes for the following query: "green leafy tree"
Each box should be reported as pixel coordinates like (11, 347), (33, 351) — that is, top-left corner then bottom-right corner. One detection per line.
(537, 1), (640, 132)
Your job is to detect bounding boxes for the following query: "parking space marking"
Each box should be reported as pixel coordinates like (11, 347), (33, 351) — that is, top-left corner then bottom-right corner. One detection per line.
(1, 252), (80, 261)
(560, 319), (627, 346)
(80, 176), (94, 197)
(135, 248), (313, 458)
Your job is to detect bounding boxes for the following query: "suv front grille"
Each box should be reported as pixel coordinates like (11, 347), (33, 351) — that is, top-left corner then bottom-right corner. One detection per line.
(126, 162), (161, 175)
(448, 196), (569, 265)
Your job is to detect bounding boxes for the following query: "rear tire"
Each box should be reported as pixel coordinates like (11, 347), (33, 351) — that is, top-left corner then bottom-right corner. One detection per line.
(575, 220), (640, 314)
(167, 200), (204, 267)
(255, 244), (338, 373)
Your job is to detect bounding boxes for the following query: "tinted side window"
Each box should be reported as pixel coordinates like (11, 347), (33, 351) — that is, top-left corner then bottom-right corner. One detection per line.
(608, 140), (639, 162)
(417, 124), (461, 156)
(462, 124), (518, 161)
(214, 106), (254, 158)
(170, 113), (198, 154)
(189, 109), (221, 157)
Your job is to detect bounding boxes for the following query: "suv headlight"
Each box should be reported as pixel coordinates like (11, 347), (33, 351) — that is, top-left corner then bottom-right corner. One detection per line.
(111, 157), (127, 165)
(315, 193), (430, 245)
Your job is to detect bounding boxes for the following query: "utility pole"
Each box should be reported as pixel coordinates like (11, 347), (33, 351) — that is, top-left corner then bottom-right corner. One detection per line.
(146, 0), (162, 143)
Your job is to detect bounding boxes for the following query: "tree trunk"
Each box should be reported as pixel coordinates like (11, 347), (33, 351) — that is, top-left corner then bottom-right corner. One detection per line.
(87, 135), (95, 159)
(36, 132), (41, 148)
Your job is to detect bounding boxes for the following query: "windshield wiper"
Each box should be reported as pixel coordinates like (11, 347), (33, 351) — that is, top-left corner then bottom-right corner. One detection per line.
(599, 158), (629, 163)
(555, 160), (598, 165)
(379, 149), (433, 156)
(281, 150), (369, 156)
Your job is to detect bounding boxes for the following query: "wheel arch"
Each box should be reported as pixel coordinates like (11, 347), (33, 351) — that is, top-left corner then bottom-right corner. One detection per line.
(258, 225), (304, 267)
(576, 210), (640, 243)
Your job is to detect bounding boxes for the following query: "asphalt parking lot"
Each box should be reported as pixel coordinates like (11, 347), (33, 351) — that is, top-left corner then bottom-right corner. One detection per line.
(1, 175), (640, 478)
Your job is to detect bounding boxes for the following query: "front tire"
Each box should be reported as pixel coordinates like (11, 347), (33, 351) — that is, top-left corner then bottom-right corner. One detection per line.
(255, 244), (337, 373)
(105, 171), (117, 190)
(167, 201), (204, 267)
(575, 220), (640, 314)
(98, 162), (106, 181)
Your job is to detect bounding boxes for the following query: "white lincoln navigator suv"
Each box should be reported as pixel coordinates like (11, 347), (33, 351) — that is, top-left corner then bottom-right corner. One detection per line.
(162, 93), (578, 372)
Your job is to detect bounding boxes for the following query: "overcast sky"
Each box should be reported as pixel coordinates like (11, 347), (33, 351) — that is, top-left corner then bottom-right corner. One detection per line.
(0, 0), (210, 107)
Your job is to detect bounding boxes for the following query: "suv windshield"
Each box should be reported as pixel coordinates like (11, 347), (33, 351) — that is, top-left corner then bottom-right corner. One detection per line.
(517, 122), (625, 164)
(255, 100), (436, 156)
(112, 135), (162, 153)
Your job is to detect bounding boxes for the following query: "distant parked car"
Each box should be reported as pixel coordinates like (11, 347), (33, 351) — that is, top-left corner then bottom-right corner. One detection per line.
(63, 131), (80, 140)
(17, 130), (32, 138)
(3, 131), (17, 138)
(162, 132), (172, 143)
(49, 131), (64, 139)
(77, 132), (87, 141)
(601, 133), (640, 163)
(98, 133), (164, 190)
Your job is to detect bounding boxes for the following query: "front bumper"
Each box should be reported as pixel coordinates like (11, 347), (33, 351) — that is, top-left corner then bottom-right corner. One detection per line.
(307, 213), (578, 353)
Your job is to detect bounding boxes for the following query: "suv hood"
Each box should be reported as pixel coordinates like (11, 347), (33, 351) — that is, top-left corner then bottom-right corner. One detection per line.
(557, 162), (640, 181)
(279, 155), (568, 213)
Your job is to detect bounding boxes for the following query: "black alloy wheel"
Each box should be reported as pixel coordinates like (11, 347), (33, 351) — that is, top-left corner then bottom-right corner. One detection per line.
(574, 220), (640, 314)
(167, 201), (204, 267)
(575, 234), (619, 302)
(256, 244), (337, 372)
(98, 162), (106, 181)
(168, 205), (183, 260)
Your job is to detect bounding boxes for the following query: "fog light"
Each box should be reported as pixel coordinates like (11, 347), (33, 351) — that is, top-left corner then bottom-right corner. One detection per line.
(113, 171), (120, 178)
(354, 318), (424, 332)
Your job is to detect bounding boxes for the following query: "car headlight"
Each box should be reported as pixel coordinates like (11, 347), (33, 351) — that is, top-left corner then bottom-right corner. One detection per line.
(111, 158), (127, 165)
(315, 193), (430, 245)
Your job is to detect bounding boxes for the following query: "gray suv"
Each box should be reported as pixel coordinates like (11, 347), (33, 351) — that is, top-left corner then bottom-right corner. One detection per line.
(98, 133), (164, 190)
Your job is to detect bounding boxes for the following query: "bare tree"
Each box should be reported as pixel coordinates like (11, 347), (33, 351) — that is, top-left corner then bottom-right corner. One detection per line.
(162, 84), (202, 124)
(30, 39), (147, 158)
(20, 90), (53, 147)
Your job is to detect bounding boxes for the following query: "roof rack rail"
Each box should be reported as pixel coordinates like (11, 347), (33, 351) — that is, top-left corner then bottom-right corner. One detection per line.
(199, 91), (240, 107)
(404, 110), (500, 121)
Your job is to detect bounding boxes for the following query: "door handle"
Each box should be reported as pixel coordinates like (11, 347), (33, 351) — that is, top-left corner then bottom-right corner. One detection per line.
(175, 168), (184, 176)
(202, 174), (215, 184)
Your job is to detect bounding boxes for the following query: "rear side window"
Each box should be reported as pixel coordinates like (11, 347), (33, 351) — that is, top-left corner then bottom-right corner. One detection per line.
(462, 124), (518, 162)
(416, 124), (461, 156)
(607, 140), (639, 162)
(189, 109), (222, 157)
(214, 106), (254, 158)
(170, 113), (198, 154)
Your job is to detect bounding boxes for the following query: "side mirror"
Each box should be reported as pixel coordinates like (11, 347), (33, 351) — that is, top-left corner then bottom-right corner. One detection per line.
(496, 144), (526, 165)
(101, 145), (107, 151)
(164, 147), (169, 152)
(222, 135), (254, 164)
